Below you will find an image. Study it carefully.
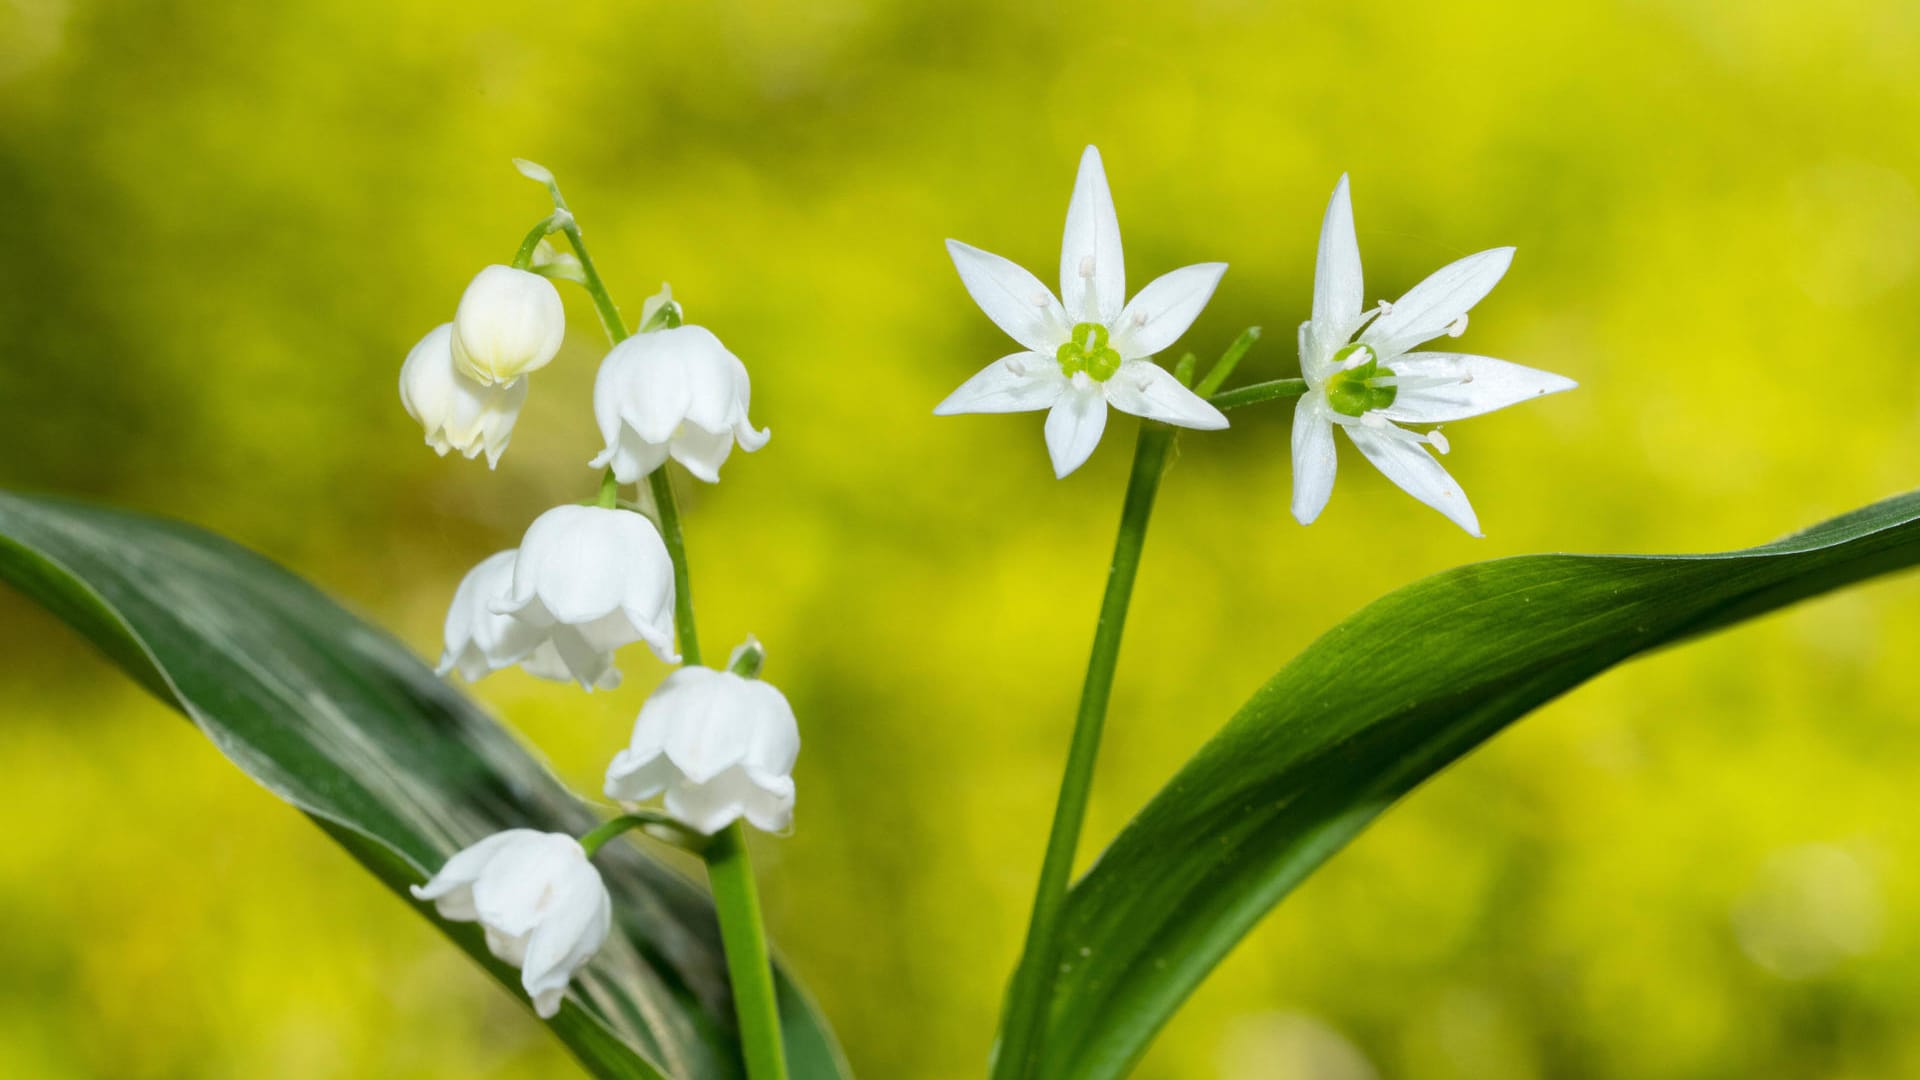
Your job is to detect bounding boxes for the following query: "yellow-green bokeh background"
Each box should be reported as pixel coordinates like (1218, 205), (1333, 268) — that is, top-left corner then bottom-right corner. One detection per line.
(4, 1), (1920, 1076)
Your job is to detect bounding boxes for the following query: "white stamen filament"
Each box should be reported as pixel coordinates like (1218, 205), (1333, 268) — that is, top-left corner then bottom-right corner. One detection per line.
(1078, 255), (1096, 278)
(1446, 313), (1469, 338)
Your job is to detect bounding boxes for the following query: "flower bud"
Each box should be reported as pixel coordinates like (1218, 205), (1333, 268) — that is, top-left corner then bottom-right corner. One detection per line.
(604, 640), (800, 835)
(451, 265), (566, 385)
(411, 830), (612, 1019)
(589, 325), (769, 484)
(399, 324), (528, 468)
(492, 505), (678, 688)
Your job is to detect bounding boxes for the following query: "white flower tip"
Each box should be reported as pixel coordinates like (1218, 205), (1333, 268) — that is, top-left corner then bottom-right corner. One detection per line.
(408, 884), (429, 900)
(1445, 313), (1469, 338)
(512, 158), (554, 184)
(1428, 429), (1451, 454)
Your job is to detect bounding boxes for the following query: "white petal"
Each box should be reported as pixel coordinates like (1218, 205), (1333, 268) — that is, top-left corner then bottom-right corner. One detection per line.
(668, 425), (736, 484)
(659, 677), (798, 786)
(546, 624), (623, 691)
(1345, 422), (1482, 536)
(738, 681), (802, 782)
(1312, 175), (1365, 338)
(664, 766), (795, 835)
(519, 864), (611, 1019)
(588, 427), (670, 486)
(1059, 145), (1125, 325)
(1361, 248), (1513, 357)
(946, 240), (1071, 353)
(1377, 353), (1578, 424)
(1103, 361), (1228, 430)
(1111, 263), (1227, 359)
(411, 829), (539, 913)
(1043, 382), (1109, 478)
(933, 353), (1066, 415)
(507, 506), (672, 628)
(472, 834), (587, 937)
(1289, 393), (1338, 525)
(604, 745), (679, 802)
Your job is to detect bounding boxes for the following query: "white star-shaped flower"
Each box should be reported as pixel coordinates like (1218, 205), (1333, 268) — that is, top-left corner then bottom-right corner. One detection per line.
(935, 146), (1229, 477)
(1292, 175), (1578, 536)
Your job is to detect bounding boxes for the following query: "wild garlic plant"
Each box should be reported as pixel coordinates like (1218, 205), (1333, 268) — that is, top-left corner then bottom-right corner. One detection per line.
(399, 148), (1571, 1077)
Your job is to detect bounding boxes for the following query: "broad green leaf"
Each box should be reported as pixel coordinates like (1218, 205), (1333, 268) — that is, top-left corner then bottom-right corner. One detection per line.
(1040, 491), (1920, 1078)
(0, 492), (850, 1080)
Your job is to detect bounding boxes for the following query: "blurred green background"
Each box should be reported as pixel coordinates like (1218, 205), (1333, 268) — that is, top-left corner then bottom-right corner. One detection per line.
(4, 0), (1919, 1076)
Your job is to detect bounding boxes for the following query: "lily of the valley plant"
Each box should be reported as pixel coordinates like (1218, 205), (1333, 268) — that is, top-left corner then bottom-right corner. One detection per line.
(388, 148), (1572, 1077)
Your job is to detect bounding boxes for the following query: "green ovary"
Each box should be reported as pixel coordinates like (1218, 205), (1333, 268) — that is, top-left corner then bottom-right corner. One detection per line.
(1324, 344), (1398, 417)
(1057, 322), (1123, 382)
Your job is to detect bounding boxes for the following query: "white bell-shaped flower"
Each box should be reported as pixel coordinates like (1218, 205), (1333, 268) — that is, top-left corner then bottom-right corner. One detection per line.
(411, 830), (612, 1019)
(589, 325), (770, 483)
(399, 324), (528, 468)
(604, 639), (799, 835)
(451, 265), (566, 385)
(492, 505), (678, 688)
(436, 550), (606, 687)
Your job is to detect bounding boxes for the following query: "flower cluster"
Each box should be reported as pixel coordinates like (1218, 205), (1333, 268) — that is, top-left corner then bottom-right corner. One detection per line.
(399, 164), (795, 1022)
(937, 147), (1574, 533)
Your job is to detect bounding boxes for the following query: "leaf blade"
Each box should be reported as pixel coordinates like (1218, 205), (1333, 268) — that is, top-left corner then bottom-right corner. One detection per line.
(1042, 491), (1920, 1077)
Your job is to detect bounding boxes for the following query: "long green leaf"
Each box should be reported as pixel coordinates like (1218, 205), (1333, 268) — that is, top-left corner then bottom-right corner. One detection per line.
(0, 492), (850, 1080)
(1040, 490), (1920, 1077)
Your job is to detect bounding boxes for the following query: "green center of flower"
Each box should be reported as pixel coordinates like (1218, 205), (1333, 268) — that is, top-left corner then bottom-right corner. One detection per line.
(1057, 322), (1123, 382)
(1324, 343), (1398, 417)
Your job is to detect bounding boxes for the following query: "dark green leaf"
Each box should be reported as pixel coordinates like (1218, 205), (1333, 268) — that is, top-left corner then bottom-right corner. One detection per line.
(1042, 491), (1920, 1078)
(0, 492), (850, 1080)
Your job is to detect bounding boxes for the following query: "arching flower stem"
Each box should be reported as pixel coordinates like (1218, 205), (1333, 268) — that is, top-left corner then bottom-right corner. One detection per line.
(522, 161), (788, 1080)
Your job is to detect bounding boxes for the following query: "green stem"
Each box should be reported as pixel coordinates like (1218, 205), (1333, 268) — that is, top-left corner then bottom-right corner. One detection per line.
(596, 469), (619, 509)
(707, 822), (786, 1080)
(1194, 326), (1261, 397)
(511, 211), (573, 270)
(993, 424), (1176, 1079)
(579, 811), (708, 856)
(1209, 377), (1309, 411)
(648, 468), (701, 667)
(536, 169), (786, 1079)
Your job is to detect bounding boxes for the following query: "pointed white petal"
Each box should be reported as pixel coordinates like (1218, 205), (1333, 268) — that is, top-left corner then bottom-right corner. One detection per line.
(1104, 361), (1228, 430)
(1313, 175), (1365, 338)
(1111, 263), (1227, 359)
(933, 353), (1067, 415)
(1377, 353), (1578, 424)
(1345, 422), (1482, 536)
(1289, 393), (1338, 525)
(1361, 248), (1513, 357)
(946, 240), (1071, 352)
(1043, 382), (1109, 478)
(1060, 146), (1125, 325)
